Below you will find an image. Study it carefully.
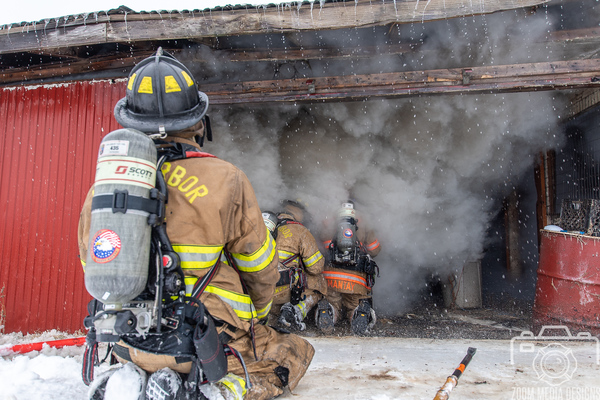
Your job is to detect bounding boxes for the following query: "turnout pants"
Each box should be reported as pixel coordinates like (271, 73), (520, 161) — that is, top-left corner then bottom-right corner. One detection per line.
(114, 324), (314, 400)
(327, 290), (371, 324)
(270, 287), (323, 322)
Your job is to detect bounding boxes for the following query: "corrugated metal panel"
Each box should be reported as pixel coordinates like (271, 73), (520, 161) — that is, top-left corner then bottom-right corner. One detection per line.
(0, 79), (126, 333)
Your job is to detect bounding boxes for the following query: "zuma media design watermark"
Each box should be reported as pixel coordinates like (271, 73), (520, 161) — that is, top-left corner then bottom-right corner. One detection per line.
(510, 326), (600, 399)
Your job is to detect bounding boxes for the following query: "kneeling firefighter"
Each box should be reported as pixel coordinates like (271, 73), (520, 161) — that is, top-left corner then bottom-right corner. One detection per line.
(262, 201), (327, 331)
(320, 201), (381, 335)
(78, 48), (314, 400)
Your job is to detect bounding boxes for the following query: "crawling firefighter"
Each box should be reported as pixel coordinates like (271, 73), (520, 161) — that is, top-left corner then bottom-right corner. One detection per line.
(317, 201), (381, 335)
(262, 200), (327, 331)
(78, 49), (314, 400)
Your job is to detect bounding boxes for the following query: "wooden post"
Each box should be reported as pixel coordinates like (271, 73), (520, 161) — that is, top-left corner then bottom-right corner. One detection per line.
(505, 190), (522, 279)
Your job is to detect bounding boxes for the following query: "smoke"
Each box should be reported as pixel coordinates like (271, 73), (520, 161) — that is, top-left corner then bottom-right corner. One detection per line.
(206, 92), (565, 315)
(190, 5), (574, 315)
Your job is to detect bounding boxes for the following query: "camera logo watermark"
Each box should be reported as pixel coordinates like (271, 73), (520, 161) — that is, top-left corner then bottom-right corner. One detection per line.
(510, 325), (599, 395)
(531, 342), (577, 386)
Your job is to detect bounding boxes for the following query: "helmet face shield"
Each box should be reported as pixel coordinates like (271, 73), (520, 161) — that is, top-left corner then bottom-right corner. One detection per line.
(262, 211), (279, 240)
(114, 49), (209, 134)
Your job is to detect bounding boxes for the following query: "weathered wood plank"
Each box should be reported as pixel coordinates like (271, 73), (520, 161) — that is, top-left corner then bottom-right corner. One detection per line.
(195, 58), (600, 94)
(205, 75), (600, 104)
(224, 43), (416, 62)
(0, 0), (549, 54)
(199, 58), (600, 103)
(4, 58), (597, 103)
(0, 24), (107, 54)
(0, 54), (147, 83)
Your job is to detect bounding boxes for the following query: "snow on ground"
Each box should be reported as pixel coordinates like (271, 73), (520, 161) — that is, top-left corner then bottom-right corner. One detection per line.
(1, 331), (599, 400)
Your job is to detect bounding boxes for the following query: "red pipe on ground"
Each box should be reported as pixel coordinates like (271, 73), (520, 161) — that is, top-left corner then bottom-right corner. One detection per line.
(0, 336), (86, 356)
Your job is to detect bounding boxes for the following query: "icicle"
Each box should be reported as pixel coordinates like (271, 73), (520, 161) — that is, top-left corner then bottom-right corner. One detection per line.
(421, 0), (432, 24)
(124, 10), (129, 36)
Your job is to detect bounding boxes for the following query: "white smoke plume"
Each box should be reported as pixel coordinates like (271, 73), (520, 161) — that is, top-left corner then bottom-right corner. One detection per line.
(192, 5), (573, 315)
(206, 92), (565, 315)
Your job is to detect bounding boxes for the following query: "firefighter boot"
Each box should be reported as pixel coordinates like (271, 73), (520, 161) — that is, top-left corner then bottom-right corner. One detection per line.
(278, 302), (306, 331)
(198, 373), (246, 400)
(315, 298), (335, 334)
(146, 368), (187, 400)
(351, 299), (376, 336)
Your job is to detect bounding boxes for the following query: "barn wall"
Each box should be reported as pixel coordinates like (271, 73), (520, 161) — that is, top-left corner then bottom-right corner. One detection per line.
(0, 80), (126, 334)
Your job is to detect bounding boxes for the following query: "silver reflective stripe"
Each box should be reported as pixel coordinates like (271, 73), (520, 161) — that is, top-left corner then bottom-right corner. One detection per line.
(304, 251), (323, 268)
(323, 271), (367, 285)
(204, 285), (257, 321)
(231, 233), (276, 272)
(174, 245), (224, 270)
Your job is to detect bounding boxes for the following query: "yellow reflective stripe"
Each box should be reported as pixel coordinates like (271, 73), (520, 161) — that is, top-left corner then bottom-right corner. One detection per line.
(127, 73), (137, 91)
(304, 251), (323, 268)
(138, 76), (153, 93)
(204, 285), (257, 320)
(297, 300), (308, 318)
(164, 75), (182, 93)
(219, 373), (247, 400)
(184, 276), (199, 294)
(231, 229), (276, 272)
(255, 300), (272, 320)
(181, 71), (195, 87)
(220, 252), (230, 266)
(278, 250), (294, 259)
(173, 244), (224, 270)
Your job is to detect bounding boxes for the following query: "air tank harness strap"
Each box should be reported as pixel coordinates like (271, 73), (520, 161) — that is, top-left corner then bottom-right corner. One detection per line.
(332, 255), (380, 288)
(82, 329), (97, 386)
(91, 191), (161, 215)
(276, 254), (301, 286)
(276, 254), (307, 305)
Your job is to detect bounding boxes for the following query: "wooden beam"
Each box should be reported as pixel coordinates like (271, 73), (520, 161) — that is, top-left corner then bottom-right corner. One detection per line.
(0, 0), (548, 54)
(3, 58), (598, 102)
(200, 58), (600, 104)
(548, 27), (600, 43)
(0, 53), (150, 83)
(224, 43), (417, 62)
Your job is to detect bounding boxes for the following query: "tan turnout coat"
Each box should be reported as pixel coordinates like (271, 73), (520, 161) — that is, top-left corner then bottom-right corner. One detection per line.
(78, 136), (314, 400)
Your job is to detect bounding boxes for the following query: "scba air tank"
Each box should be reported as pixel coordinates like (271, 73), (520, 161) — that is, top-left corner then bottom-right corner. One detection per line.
(85, 128), (157, 310)
(336, 218), (357, 257)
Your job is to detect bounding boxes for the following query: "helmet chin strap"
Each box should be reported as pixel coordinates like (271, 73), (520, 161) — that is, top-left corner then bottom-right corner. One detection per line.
(195, 116), (212, 147)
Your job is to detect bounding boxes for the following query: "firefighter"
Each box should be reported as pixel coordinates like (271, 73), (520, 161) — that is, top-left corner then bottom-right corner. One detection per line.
(262, 201), (327, 331)
(318, 201), (381, 335)
(78, 49), (314, 400)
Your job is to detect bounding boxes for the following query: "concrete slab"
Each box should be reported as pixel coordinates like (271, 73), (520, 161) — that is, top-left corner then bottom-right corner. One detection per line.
(281, 336), (600, 400)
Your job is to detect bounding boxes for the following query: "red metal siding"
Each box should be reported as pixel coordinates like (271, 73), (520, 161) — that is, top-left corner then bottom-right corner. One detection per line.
(0, 80), (127, 334)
